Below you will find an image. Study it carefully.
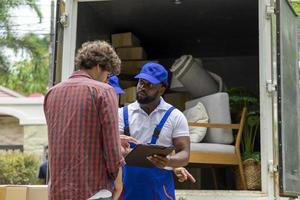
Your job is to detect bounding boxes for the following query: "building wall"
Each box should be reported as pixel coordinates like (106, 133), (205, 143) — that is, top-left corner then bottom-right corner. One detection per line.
(0, 115), (48, 159)
(23, 125), (48, 159)
(0, 97), (47, 158)
(0, 115), (23, 145)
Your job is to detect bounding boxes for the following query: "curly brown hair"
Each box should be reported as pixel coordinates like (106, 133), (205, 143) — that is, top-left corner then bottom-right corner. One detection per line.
(75, 40), (121, 75)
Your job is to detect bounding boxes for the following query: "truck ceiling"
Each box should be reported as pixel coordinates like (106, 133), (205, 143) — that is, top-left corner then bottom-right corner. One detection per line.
(77, 0), (258, 57)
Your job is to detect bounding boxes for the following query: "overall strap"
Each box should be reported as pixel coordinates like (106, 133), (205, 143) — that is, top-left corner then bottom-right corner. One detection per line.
(123, 106), (130, 136)
(150, 106), (176, 144)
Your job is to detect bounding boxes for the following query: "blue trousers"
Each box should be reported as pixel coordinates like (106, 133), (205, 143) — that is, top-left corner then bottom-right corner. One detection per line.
(120, 165), (175, 200)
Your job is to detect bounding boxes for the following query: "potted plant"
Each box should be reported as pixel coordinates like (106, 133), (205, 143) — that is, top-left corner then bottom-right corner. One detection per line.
(226, 87), (261, 190)
(226, 87), (258, 122)
(241, 111), (261, 190)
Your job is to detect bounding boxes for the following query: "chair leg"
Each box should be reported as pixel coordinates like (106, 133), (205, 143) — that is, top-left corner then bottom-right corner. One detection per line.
(238, 160), (247, 190)
(211, 167), (218, 189)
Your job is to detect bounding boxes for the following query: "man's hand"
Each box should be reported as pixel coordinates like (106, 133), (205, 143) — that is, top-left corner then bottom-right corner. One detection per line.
(147, 154), (170, 168)
(120, 135), (140, 147)
(113, 167), (123, 200)
(173, 167), (196, 183)
(120, 135), (140, 156)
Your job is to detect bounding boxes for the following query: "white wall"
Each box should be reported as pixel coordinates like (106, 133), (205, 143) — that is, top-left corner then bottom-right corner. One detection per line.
(0, 97), (47, 157)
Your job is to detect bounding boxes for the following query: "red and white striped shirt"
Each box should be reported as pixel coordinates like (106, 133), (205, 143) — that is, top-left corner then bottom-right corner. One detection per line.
(44, 70), (123, 200)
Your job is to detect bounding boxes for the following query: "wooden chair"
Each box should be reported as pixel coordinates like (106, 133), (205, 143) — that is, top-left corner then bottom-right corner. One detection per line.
(188, 107), (247, 190)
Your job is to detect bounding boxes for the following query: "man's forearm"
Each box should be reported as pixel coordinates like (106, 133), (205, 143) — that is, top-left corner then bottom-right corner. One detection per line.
(112, 167), (123, 200)
(147, 149), (190, 168)
(168, 150), (189, 167)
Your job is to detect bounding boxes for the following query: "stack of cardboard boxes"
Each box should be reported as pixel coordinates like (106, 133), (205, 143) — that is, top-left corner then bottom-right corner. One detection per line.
(112, 32), (158, 76)
(163, 92), (193, 111)
(0, 185), (47, 200)
(111, 32), (192, 110)
(112, 32), (157, 105)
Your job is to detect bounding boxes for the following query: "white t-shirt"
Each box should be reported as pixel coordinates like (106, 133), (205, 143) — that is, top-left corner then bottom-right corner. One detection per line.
(118, 98), (189, 147)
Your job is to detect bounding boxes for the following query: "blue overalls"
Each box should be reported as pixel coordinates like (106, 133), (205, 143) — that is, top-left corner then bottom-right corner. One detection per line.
(120, 106), (176, 200)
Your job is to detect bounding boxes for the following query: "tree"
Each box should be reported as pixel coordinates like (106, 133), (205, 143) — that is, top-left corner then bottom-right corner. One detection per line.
(0, 0), (49, 95)
(0, 0), (42, 68)
(291, 1), (300, 34)
(290, 1), (300, 58)
(3, 33), (49, 95)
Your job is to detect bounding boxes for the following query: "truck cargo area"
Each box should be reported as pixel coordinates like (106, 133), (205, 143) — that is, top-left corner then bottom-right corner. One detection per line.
(76, 0), (260, 190)
(76, 0), (259, 94)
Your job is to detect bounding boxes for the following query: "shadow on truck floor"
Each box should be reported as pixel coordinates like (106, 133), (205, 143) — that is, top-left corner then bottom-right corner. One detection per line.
(174, 164), (237, 190)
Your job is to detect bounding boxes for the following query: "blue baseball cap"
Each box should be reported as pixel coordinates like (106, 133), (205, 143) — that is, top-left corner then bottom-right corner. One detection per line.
(134, 62), (168, 85)
(108, 76), (125, 94)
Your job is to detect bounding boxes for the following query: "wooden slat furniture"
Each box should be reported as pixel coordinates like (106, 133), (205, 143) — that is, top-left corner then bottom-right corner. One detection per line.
(188, 107), (247, 190)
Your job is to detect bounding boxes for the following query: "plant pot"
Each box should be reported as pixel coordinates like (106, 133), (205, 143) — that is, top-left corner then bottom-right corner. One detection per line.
(235, 159), (261, 190)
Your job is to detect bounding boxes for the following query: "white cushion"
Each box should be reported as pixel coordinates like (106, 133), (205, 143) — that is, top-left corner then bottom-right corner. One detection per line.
(191, 143), (235, 153)
(183, 102), (208, 142)
(185, 92), (233, 144)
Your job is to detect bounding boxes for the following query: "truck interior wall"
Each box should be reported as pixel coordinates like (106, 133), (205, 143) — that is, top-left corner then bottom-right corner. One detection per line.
(203, 56), (259, 95)
(159, 56), (259, 95)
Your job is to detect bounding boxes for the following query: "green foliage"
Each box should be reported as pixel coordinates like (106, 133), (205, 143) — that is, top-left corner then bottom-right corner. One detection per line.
(226, 87), (259, 116)
(229, 95), (258, 110)
(2, 34), (50, 95)
(4, 60), (48, 94)
(291, 2), (300, 32)
(241, 111), (260, 161)
(242, 151), (260, 162)
(226, 87), (261, 161)
(0, 0), (42, 69)
(0, 151), (39, 184)
(0, 0), (49, 95)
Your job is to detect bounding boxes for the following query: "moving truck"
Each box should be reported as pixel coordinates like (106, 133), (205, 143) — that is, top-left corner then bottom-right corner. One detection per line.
(51, 0), (300, 199)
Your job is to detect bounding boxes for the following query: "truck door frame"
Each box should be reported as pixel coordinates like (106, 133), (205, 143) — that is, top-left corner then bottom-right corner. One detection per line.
(259, 0), (277, 198)
(60, 0), (77, 81)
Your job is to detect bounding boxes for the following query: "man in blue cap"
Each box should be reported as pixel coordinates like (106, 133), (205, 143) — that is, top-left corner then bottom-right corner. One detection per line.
(108, 75), (125, 95)
(108, 75), (125, 104)
(109, 74), (195, 187)
(118, 62), (192, 200)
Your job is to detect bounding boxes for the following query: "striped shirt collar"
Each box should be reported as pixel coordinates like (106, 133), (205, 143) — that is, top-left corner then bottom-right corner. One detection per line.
(69, 70), (93, 79)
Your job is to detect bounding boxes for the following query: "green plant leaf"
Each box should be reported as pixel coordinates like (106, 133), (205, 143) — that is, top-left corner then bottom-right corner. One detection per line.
(242, 151), (261, 161)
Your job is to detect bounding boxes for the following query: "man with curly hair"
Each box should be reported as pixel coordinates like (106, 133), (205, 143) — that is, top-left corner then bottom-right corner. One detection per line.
(44, 40), (123, 200)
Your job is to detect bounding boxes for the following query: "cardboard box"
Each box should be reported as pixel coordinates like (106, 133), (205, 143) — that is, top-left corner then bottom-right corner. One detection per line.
(27, 185), (47, 200)
(121, 60), (158, 75)
(120, 94), (126, 106)
(0, 186), (6, 200)
(116, 47), (147, 60)
(120, 87), (137, 105)
(119, 80), (137, 88)
(125, 87), (137, 103)
(111, 32), (140, 48)
(5, 186), (27, 200)
(163, 92), (193, 111)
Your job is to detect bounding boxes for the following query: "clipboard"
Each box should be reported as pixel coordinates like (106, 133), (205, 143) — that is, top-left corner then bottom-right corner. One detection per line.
(125, 144), (175, 168)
